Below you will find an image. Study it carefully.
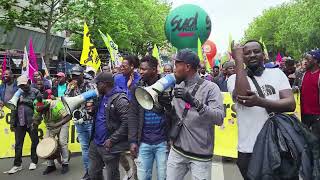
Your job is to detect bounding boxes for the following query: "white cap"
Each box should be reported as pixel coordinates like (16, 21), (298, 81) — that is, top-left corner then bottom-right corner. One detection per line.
(85, 66), (96, 73)
(17, 75), (29, 86)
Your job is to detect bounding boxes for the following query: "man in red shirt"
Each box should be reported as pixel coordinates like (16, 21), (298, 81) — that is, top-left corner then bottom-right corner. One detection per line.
(301, 49), (320, 138)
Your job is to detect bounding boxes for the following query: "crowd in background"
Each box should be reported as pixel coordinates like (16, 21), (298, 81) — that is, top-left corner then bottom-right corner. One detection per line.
(0, 42), (319, 180)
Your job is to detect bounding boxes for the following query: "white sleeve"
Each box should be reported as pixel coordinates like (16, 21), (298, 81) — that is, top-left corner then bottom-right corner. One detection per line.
(276, 69), (292, 90)
(227, 74), (236, 93)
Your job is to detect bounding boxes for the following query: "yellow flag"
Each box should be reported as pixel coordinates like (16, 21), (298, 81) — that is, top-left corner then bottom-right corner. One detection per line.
(198, 38), (204, 64)
(80, 22), (101, 71)
(152, 44), (163, 73)
(99, 30), (121, 67)
(152, 44), (160, 61)
(260, 37), (269, 60)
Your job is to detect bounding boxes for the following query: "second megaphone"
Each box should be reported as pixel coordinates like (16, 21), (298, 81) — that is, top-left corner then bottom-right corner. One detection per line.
(135, 73), (176, 110)
(61, 89), (99, 114)
(6, 88), (23, 110)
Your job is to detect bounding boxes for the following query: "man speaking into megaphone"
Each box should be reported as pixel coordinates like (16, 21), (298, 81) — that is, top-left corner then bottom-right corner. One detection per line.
(165, 49), (225, 180)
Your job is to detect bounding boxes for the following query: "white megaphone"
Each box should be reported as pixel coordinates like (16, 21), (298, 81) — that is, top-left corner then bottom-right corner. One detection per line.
(61, 89), (99, 115)
(6, 88), (23, 110)
(135, 73), (176, 110)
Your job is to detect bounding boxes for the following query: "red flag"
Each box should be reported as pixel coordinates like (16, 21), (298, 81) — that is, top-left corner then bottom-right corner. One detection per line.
(276, 52), (282, 65)
(2, 54), (6, 78)
(28, 39), (38, 82)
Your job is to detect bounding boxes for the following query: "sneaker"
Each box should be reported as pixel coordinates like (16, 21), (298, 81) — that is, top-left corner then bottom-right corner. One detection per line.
(5, 166), (22, 174)
(81, 171), (90, 180)
(61, 164), (69, 174)
(43, 165), (56, 175)
(29, 163), (37, 170)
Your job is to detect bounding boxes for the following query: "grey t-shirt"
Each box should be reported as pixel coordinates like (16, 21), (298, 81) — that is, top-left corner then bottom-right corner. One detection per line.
(4, 83), (14, 103)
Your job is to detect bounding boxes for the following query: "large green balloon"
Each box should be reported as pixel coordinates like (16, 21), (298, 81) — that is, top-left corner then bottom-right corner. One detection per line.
(165, 4), (211, 50)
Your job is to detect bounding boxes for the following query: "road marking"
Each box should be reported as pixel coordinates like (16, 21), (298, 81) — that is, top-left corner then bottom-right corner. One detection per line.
(212, 158), (224, 180)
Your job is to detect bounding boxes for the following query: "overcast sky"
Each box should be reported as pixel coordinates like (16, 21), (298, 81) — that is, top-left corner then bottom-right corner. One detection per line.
(170, 0), (290, 54)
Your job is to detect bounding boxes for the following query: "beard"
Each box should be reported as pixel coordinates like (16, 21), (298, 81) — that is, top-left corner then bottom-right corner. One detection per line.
(175, 76), (184, 84)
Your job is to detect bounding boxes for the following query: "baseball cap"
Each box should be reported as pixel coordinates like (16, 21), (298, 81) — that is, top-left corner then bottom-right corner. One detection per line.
(223, 61), (235, 69)
(17, 75), (29, 86)
(174, 48), (200, 67)
(85, 66), (96, 73)
(56, 72), (65, 77)
(71, 65), (84, 75)
(94, 72), (114, 83)
(308, 49), (320, 61)
(84, 72), (93, 80)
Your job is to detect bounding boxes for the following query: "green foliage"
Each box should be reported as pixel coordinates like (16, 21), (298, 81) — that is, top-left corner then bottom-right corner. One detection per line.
(244, 0), (320, 60)
(0, 0), (172, 60)
(0, 0), (73, 31)
(0, 0), (75, 65)
(56, 0), (172, 55)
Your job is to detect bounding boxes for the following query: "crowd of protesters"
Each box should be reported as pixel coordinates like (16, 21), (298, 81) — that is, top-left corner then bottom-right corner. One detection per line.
(0, 40), (319, 180)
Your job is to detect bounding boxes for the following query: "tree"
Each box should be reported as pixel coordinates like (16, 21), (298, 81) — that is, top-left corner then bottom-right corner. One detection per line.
(56, 0), (172, 55)
(0, 0), (75, 66)
(244, 0), (320, 60)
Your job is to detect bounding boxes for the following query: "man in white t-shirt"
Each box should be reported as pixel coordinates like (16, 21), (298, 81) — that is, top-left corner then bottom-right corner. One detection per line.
(227, 40), (296, 180)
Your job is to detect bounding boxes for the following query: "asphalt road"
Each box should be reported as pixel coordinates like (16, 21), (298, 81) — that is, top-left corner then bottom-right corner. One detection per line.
(0, 155), (243, 180)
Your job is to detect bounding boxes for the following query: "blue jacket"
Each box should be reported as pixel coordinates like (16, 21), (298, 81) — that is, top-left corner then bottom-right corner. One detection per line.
(0, 80), (18, 102)
(114, 72), (140, 101)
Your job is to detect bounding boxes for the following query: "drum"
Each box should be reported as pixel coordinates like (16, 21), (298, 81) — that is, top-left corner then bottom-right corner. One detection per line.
(36, 137), (60, 160)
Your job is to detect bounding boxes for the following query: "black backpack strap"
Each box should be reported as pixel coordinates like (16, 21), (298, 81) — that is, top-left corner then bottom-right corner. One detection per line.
(249, 76), (273, 115)
(249, 76), (265, 98)
(181, 78), (205, 119)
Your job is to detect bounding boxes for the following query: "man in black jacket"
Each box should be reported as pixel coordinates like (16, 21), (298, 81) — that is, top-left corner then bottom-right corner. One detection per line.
(6, 75), (40, 174)
(88, 72), (130, 180)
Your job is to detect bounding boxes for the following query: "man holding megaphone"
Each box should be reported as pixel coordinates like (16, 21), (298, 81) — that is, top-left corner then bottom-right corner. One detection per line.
(64, 65), (96, 180)
(129, 56), (172, 180)
(166, 49), (225, 180)
(5, 75), (41, 174)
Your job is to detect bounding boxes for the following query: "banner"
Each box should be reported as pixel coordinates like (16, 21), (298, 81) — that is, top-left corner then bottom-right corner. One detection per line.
(28, 39), (38, 83)
(0, 107), (80, 158)
(98, 30), (121, 67)
(41, 57), (50, 77)
(80, 22), (101, 71)
(21, 46), (29, 76)
(214, 92), (301, 158)
(0, 93), (301, 159)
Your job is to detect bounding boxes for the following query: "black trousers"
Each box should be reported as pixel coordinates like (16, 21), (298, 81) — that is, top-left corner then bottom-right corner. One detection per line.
(237, 152), (299, 180)
(88, 142), (120, 180)
(302, 114), (320, 139)
(14, 126), (39, 166)
(237, 152), (252, 180)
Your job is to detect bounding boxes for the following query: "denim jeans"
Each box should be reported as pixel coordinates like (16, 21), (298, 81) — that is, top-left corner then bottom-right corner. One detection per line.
(46, 122), (70, 166)
(166, 148), (212, 180)
(135, 141), (168, 180)
(75, 122), (92, 172)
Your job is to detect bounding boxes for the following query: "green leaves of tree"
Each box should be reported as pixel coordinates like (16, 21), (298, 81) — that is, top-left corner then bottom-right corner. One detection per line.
(244, 0), (320, 59)
(56, 0), (171, 55)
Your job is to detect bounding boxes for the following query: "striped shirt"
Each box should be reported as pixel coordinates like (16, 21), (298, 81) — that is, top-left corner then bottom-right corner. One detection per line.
(141, 110), (166, 145)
